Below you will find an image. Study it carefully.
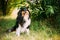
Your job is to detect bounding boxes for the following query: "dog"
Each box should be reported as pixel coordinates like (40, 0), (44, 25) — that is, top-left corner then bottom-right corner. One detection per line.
(7, 6), (31, 36)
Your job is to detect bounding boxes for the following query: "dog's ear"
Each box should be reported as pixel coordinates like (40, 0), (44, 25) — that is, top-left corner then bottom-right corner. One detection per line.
(18, 9), (22, 16)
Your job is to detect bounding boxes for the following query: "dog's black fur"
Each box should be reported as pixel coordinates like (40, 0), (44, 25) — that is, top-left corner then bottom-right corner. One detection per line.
(6, 6), (30, 33)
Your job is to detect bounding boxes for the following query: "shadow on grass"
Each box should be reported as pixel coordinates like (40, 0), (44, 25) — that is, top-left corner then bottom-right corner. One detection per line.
(0, 18), (16, 38)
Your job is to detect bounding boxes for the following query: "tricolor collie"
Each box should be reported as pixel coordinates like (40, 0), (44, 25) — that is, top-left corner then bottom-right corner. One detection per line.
(7, 6), (31, 36)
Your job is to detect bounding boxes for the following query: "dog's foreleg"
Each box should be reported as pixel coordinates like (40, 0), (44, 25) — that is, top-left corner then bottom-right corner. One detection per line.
(16, 24), (21, 36)
(25, 28), (30, 35)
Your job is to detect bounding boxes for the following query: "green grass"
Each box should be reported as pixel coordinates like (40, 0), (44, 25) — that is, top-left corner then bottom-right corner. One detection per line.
(0, 16), (60, 40)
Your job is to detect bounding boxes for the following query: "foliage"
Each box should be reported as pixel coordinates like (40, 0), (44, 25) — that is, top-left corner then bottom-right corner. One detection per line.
(6, 0), (26, 15)
(27, 0), (59, 21)
(27, 0), (60, 33)
(27, 0), (56, 20)
(0, 0), (7, 15)
(0, 0), (26, 15)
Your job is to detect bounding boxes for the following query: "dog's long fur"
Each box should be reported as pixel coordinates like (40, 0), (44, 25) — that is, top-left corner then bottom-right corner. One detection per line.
(7, 7), (31, 36)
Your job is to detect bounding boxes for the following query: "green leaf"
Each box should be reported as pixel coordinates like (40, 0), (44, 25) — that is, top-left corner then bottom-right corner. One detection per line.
(45, 5), (54, 15)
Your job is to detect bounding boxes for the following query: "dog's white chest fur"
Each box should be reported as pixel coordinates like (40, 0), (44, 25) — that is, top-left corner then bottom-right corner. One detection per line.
(21, 18), (31, 32)
(16, 18), (31, 36)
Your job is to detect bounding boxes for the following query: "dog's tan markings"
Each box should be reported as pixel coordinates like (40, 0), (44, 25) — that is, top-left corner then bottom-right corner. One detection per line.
(22, 11), (29, 17)
(22, 11), (25, 16)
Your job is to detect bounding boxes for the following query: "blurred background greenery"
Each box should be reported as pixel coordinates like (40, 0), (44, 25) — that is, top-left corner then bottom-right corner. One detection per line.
(0, 0), (60, 40)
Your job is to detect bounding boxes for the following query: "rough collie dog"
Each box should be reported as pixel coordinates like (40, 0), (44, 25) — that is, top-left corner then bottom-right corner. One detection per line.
(7, 6), (31, 36)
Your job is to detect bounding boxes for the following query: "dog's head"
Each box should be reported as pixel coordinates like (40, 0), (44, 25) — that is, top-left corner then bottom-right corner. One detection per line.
(18, 6), (30, 20)
(18, 7), (30, 16)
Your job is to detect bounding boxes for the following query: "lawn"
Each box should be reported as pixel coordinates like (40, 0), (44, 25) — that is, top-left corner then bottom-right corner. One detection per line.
(0, 16), (60, 40)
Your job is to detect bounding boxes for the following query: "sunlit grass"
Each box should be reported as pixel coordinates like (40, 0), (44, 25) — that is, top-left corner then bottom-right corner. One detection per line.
(0, 16), (60, 40)
(0, 31), (52, 40)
